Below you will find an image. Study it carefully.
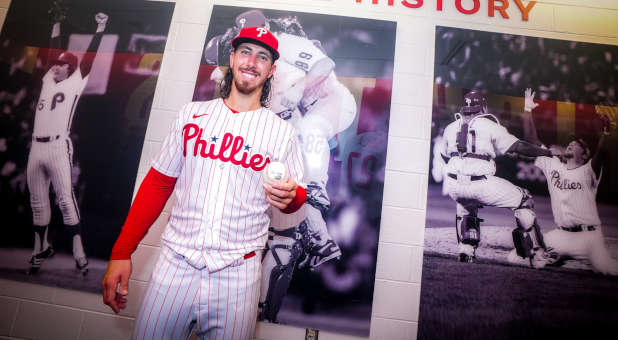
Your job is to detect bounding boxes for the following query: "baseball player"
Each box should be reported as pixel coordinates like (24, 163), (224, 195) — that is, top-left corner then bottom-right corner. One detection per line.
(441, 90), (556, 267)
(26, 12), (109, 275)
(102, 27), (306, 340)
(508, 89), (618, 275)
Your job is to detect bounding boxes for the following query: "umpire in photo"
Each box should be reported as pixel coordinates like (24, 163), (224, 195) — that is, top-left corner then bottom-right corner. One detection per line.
(102, 26), (307, 340)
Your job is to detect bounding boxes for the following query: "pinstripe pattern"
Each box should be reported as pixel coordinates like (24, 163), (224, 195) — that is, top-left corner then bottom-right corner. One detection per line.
(152, 98), (304, 271)
(137, 98), (304, 339)
(27, 137), (80, 226)
(28, 68), (88, 227)
(133, 245), (262, 340)
(33, 69), (89, 137)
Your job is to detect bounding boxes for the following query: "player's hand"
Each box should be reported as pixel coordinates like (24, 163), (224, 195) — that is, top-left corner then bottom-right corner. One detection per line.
(524, 88), (539, 112)
(95, 12), (109, 24)
(264, 178), (297, 210)
(95, 12), (108, 33)
(599, 113), (616, 135)
(102, 259), (132, 314)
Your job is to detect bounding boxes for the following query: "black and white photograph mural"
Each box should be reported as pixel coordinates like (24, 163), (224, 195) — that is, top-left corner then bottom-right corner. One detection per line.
(193, 5), (396, 336)
(0, 0), (174, 292)
(419, 26), (618, 339)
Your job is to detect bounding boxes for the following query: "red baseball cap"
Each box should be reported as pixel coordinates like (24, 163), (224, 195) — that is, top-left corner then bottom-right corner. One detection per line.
(231, 26), (279, 61)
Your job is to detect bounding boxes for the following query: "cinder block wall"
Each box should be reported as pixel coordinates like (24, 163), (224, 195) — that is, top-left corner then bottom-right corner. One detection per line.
(1, 0), (616, 339)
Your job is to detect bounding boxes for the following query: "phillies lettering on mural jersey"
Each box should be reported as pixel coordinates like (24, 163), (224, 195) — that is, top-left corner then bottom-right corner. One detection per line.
(153, 98), (305, 272)
(535, 156), (601, 227)
(549, 170), (583, 190)
(33, 69), (89, 137)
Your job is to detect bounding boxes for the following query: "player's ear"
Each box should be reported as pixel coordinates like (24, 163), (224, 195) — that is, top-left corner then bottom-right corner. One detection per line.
(229, 50), (235, 69)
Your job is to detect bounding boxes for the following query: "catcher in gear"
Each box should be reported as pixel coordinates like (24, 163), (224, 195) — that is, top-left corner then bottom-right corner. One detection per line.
(509, 89), (618, 275)
(441, 90), (556, 267)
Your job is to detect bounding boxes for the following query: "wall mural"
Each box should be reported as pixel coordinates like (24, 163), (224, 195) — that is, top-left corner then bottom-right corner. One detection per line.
(0, 0), (174, 293)
(419, 26), (618, 339)
(194, 5), (396, 336)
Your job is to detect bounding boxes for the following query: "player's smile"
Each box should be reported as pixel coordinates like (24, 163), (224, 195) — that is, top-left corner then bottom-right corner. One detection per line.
(239, 67), (259, 80)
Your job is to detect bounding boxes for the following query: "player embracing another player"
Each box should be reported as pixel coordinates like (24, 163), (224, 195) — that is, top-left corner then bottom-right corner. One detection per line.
(26, 9), (109, 275)
(441, 90), (558, 268)
(202, 9), (355, 323)
(102, 26), (306, 340)
(508, 89), (618, 275)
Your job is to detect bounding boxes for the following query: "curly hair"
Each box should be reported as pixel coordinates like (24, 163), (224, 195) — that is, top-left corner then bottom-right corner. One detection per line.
(219, 67), (272, 108)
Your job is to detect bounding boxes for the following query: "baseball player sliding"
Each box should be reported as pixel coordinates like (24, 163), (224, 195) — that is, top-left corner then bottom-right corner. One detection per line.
(508, 89), (618, 275)
(441, 90), (556, 268)
(102, 27), (306, 340)
(26, 11), (109, 275)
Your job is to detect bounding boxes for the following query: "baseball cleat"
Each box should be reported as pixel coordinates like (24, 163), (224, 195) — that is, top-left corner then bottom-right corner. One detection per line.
(307, 239), (342, 268)
(75, 257), (89, 276)
(458, 253), (475, 263)
(27, 246), (55, 275)
(529, 248), (560, 269)
(457, 244), (476, 263)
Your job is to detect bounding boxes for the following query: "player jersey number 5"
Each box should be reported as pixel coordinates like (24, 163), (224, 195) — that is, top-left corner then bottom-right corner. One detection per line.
(38, 92), (72, 111)
(33, 70), (89, 137)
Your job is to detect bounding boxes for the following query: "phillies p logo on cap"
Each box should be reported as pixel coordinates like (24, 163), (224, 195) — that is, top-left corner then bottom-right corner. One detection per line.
(231, 26), (280, 60)
(256, 27), (267, 37)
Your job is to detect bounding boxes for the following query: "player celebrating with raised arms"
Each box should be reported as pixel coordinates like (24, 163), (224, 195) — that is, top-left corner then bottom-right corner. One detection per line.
(27, 11), (109, 275)
(511, 89), (618, 275)
(102, 27), (306, 340)
(441, 90), (556, 268)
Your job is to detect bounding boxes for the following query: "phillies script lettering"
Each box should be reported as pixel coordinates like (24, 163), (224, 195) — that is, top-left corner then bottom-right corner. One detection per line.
(183, 123), (270, 171)
(550, 170), (582, 190)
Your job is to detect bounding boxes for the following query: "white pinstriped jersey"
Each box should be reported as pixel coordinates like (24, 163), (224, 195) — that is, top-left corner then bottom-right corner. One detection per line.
(152, 98), (305, 272)
(34, 69), (89, 137)
(535, 157), (602, 227)
(443, 115), (518, 176)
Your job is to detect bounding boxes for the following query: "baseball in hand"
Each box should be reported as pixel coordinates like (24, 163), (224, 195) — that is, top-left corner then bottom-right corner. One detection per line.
(262, 161), (288, 185)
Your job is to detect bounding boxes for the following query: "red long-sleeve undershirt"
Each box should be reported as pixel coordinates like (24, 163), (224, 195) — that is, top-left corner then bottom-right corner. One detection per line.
(109, 167), (306, 260)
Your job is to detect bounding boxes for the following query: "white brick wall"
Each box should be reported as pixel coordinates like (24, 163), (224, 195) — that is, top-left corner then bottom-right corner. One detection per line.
(1, 0), (616, 339)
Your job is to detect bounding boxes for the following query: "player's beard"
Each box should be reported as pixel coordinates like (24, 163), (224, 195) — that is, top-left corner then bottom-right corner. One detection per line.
(233, 67), (265, 95)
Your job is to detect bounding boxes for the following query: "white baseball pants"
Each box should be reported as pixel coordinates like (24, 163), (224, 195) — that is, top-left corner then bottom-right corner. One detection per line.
(133, 245), (261, 340)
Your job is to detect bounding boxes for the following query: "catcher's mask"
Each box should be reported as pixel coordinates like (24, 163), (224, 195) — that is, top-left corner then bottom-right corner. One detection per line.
(461, 90), (486, 115)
